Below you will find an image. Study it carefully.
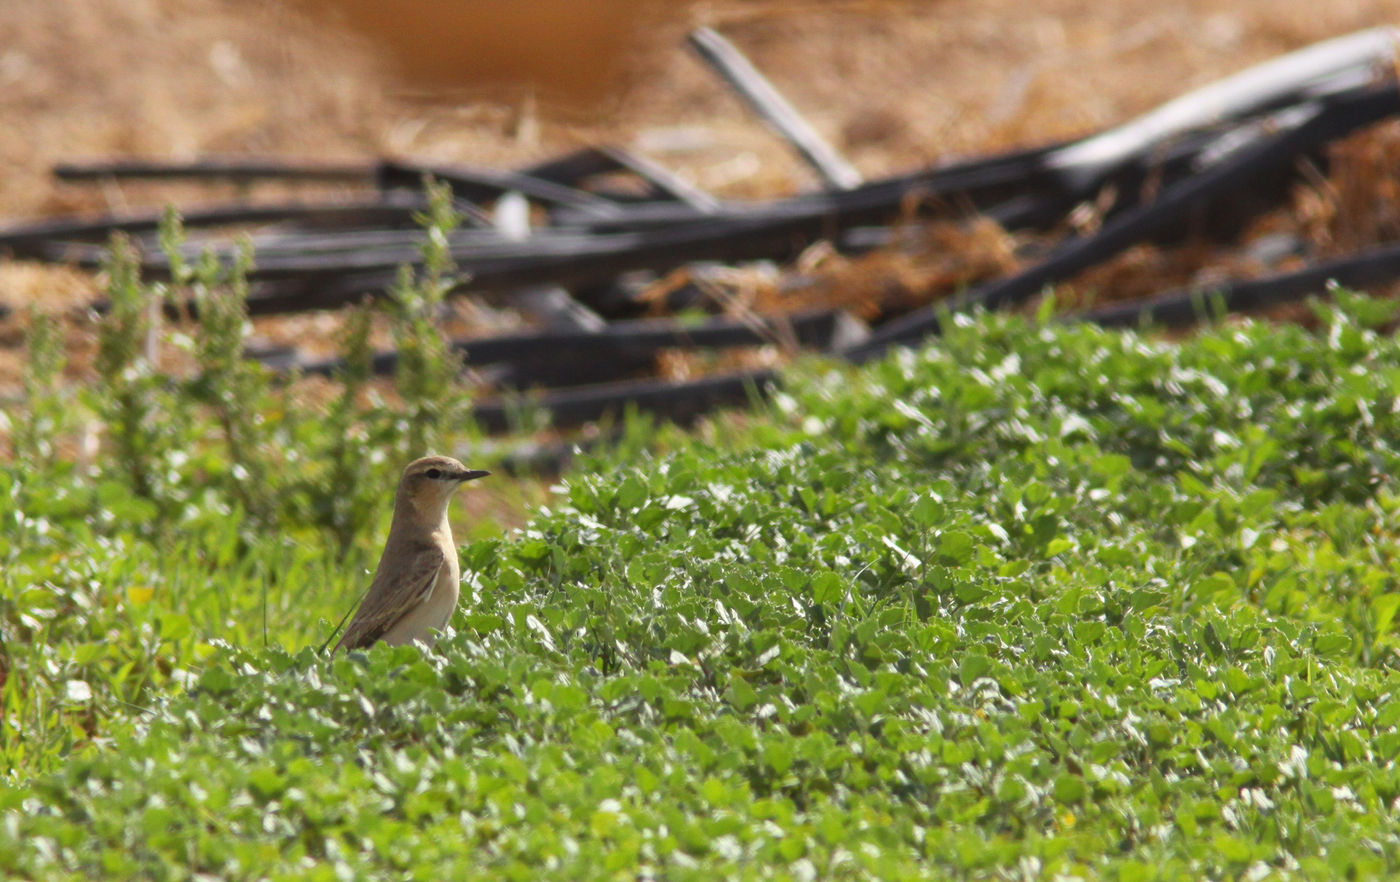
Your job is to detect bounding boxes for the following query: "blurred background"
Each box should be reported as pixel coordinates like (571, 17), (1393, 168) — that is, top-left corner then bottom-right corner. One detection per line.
(6, 0), (1400, 221)
(5, 0), (1400, 390)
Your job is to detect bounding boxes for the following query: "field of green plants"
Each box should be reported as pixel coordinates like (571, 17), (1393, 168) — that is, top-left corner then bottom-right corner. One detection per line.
(6, 207), (1400, 878)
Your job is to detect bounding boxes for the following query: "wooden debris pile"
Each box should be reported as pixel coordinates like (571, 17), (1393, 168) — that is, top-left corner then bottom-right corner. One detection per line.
(7, 27), (1400, 436)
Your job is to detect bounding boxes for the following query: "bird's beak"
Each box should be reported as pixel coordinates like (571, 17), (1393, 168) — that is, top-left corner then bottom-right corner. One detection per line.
(456, 469), (491, 483)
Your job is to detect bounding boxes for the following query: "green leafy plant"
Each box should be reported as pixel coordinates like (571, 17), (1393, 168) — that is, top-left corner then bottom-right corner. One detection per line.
(317, 300), (394, 554)
(161, 212), (286, 528)
(387, 177), (471, 458)
(12, 296), (1400, 878)
(11, 306), (69, 466)
(88, 233), (188, 521)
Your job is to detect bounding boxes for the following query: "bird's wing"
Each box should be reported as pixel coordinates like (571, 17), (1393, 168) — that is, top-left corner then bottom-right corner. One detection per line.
(335, 544), (446, 652)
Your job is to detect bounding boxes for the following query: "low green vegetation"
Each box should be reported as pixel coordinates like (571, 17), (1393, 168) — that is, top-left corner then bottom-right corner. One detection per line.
(0, 192), (513, 778)
(7, 235), (1400, 877)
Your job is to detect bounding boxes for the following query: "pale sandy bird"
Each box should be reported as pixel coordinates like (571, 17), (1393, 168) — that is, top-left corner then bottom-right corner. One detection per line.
(334, 455), (489, 652)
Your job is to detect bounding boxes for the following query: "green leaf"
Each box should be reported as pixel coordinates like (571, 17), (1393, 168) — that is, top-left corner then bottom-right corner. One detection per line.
(1313, 631), (1353, 657)
(614, 475), (648, 510)
(1052, 774), (1086, 804)
(1373, 593), (1400, 636)
(959, 653), (993, 685)
(937, 531), (975, 565)
(811, 571), (844, 605)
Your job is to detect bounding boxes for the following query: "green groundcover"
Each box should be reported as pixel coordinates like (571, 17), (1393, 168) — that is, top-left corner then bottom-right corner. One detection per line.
(8, 301), (1400, 879)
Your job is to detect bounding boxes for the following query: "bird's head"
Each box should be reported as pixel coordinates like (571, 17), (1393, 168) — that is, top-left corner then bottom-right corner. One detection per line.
(394, 455), (490, 525)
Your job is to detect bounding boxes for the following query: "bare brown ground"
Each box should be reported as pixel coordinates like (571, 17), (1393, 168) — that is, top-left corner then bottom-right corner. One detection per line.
(5, 0), (1400, 393)
(8, 1), (1400, 209)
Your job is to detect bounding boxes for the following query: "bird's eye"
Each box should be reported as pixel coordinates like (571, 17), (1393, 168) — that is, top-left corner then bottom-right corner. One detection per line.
(425, 468), (442, 479)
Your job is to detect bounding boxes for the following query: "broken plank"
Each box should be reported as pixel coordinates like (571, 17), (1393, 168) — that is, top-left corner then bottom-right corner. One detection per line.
(53, 157), (375, 183)
(688, 26), (862, 190)
(471, 367), (777, 433)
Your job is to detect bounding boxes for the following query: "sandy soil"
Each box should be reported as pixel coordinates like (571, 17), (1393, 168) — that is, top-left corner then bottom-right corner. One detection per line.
(6, 1), (1400, 212)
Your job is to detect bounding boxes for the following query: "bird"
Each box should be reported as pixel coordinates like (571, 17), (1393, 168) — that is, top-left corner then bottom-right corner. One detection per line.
(333, 455), (489, 652)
